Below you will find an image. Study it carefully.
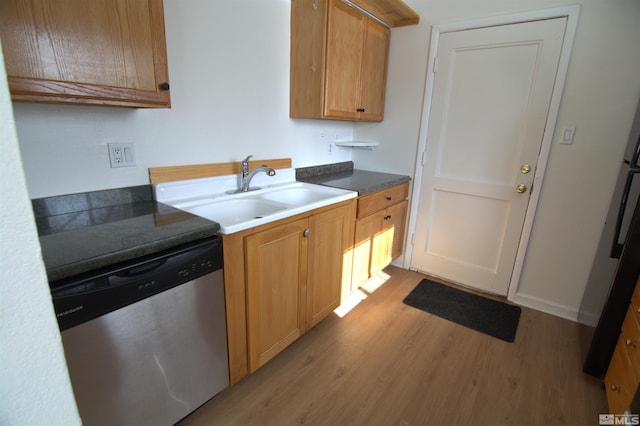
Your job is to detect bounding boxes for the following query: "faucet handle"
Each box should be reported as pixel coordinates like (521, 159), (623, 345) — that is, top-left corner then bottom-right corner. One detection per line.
(241, 155), (253, 175)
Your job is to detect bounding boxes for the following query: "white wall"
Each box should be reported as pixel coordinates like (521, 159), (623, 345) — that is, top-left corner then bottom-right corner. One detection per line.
(354, 0), (640, 323)
(0, 44), (81, 424)
(12, 0), (353, 199)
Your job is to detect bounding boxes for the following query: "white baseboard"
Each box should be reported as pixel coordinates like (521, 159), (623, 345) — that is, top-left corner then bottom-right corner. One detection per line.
(576, 310), (601, 328)
(510, 292), (581, 324)
(398, 264), (602, 327)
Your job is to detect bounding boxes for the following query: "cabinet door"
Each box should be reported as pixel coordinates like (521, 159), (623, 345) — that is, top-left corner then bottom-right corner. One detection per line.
(245, 219), (308, 372)
(324, 0), (365, 120)
(353, 211), (384, 288)
(621, 305), (640, 380)
(358, 18), (390, 121)
(372, 201), (408, 275)
(387, 199), (408, 261)
(0, 0), (170, 108)
(605, 336), (638, 414)
(307, 203), (352, 328)
(353, 199), (408, 288)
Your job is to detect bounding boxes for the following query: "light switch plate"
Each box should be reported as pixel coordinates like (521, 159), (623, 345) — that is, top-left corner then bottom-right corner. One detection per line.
(559, 126), (576, 145)
(108, 143), (136, 168)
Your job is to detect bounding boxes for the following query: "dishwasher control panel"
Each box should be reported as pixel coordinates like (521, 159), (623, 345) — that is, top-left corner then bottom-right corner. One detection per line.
(50, 237), (222, 331)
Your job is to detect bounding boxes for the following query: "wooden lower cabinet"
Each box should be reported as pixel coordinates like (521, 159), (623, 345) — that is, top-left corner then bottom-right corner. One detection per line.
(605, 336), (638, 414)
(223, 199), (356, 383)
(307, 206), (353, 328)
(352, 183), (409, 290)
(245, 218), (308, 371)
(605, 277), (640, 414)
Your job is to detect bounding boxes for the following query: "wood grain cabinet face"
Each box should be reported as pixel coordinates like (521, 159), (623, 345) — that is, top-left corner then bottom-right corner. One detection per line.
(243, 201), (355, 373)
(352, 183), (409, 290)
(245, 219), (308, 371)
(621, 305), (640, 380)
(290, 0), (390, 122)
(0, 0), (171, 108)
(605, 277), (640, 414)
(307, 205), (353, 328)
(605, 336), (639, 415)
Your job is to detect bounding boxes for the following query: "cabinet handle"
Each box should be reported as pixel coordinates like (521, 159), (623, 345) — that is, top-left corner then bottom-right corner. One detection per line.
(386, 196), (392, 201)
(356, 108), (365, 113)
(384, 215), (391, 220)
(159, 82), (170, 91)
(626, 338), (638, 348)
(611, 384), (621, 392)
(303, 229), (311, 238)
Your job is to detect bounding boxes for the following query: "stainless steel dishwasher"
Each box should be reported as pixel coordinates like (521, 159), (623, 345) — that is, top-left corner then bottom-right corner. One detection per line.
(51, 237), (228, 426)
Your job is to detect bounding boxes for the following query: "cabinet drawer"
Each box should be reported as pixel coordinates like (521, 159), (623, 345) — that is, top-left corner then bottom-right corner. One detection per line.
(621, 305), (640, 380)
(357, 182), (409, 219)
(605, 336), (639, 415)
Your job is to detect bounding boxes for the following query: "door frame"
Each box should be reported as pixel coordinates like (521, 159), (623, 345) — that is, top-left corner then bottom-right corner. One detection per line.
(404, 6), (580, 300)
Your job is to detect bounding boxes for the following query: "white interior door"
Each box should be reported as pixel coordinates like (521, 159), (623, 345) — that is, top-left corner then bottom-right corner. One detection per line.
(410, 18), (567, 296)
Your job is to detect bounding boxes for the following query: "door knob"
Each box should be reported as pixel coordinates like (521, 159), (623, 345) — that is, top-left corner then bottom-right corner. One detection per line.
(520, 164), (532, 174)
(515, 184), (527, 193)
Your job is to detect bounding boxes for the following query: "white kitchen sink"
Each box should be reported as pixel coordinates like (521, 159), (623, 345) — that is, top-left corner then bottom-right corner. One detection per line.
(187, 198), (288, 225)
(258, 183), (338, 206)
(154, 170), (357, 234)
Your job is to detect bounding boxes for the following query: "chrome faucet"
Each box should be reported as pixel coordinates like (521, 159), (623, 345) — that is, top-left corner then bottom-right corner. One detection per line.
(229, 155), (276, 193)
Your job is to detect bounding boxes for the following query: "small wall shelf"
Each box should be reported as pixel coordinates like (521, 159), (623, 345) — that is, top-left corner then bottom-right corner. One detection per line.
(335, 141), (380, 150)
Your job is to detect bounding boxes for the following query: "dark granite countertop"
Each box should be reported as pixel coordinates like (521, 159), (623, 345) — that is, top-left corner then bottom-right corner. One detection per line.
(33, 185), (220, 283)
(296, 161), (411, 195)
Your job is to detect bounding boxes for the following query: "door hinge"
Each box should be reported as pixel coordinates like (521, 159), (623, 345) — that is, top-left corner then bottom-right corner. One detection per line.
(411, 232), (415, 245)
(432, 56), (438, 74)
(421, 151), (426, 166)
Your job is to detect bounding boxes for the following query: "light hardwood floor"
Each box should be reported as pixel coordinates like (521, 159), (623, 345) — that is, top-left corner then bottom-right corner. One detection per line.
(180, 266), (607, 426)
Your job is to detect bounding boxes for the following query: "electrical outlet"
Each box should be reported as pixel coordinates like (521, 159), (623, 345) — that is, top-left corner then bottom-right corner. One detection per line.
(108, 143), (136, 168)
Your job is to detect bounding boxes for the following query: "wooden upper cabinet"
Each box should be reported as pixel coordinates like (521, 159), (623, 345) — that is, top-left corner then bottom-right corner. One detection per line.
(358, 18), (390, 120)
(0, 0), (171, 108)
(290, 0), (390, 122)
